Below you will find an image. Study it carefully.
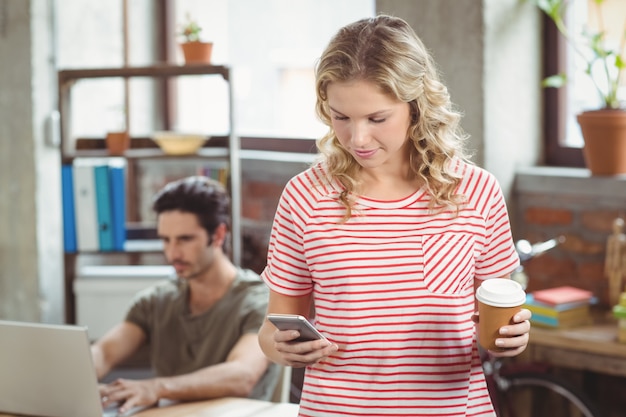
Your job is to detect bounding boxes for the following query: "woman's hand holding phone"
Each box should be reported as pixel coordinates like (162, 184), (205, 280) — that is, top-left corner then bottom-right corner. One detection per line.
(267, 314), (338, 367)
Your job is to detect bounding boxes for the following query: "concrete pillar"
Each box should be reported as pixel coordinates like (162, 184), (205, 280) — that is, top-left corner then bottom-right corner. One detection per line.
(0, 0), (63, 322)
(376, 0), (542, 198)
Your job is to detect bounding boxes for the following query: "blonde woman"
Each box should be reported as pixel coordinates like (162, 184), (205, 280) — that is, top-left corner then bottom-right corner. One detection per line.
(259, 15), (530, 417)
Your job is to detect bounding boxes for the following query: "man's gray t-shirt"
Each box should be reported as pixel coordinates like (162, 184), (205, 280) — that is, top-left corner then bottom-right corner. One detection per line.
(125, 268), (279, 400)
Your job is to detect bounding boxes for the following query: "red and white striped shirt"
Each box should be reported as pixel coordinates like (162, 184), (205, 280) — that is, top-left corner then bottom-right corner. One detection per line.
(262, 161), (520, 417)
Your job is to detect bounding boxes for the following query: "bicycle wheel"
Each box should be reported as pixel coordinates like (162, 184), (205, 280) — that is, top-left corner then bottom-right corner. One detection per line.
(496, 372), (602, 417)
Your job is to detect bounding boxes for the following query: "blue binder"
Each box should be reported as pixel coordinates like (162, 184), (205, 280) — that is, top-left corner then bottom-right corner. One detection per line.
(94, 164), (114, 251)
(108, 159), (127, 251)
(61, 164), (77, 253)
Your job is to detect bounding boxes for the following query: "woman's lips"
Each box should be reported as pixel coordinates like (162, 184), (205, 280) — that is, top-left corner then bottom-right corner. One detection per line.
(354, 149), (377, 158)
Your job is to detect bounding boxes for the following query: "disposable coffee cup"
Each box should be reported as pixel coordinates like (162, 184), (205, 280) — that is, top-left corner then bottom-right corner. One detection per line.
(476, 279), (526, 351)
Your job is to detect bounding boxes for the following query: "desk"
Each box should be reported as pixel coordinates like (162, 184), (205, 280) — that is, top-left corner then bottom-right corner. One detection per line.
(0, 397), (299, 417)
(527, 323), (626, 378)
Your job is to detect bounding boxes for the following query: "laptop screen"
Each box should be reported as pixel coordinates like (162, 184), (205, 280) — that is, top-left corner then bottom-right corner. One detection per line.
(0, 320), (104, 417)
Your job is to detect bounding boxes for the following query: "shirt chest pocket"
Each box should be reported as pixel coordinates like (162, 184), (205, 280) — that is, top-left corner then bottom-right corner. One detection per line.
(421, 233), (476, 295)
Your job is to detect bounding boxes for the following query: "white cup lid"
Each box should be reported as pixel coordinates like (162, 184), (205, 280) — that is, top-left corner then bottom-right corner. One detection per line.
(476, 279), (526, 307)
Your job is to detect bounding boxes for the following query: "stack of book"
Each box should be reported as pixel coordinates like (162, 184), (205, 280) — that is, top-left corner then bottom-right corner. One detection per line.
(525, 286), (595, 329)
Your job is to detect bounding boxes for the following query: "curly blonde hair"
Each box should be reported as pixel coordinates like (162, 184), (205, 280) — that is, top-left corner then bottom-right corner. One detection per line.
(315, 14), (470, 218)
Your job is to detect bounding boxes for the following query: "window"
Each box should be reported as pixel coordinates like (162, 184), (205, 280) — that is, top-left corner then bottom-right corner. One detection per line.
(171, 0), (374, 139)
(544, 0), (626, 167)
(53, 0), (375, 145)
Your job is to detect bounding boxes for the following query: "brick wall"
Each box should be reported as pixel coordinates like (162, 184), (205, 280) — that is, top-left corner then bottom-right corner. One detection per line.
(512, 166), (626, 309)
(240, 155), (312, 275)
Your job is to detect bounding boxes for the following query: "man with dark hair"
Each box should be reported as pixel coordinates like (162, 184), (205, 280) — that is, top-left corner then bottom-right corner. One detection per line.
(91, 176), (279, 414)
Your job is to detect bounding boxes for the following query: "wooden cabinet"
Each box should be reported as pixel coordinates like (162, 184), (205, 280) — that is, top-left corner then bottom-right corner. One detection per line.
(57, 64), (241, 323)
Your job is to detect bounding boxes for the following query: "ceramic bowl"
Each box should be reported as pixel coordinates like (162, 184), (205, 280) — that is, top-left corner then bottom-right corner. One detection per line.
(152, 131), (208, 155)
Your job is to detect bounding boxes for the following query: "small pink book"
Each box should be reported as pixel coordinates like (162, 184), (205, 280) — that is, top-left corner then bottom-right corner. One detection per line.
(532, 286), (593, 307)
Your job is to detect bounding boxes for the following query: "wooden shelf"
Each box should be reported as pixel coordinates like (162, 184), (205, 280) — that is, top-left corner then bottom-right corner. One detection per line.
(58, 63), (230, 84)
(62, 147), (229, 162)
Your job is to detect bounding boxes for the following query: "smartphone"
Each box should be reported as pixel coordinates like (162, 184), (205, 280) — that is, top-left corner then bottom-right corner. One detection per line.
(267, 314), (326, 342)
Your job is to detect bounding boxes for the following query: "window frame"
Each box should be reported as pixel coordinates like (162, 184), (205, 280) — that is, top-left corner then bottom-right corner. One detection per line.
(543, 14), (585, 168)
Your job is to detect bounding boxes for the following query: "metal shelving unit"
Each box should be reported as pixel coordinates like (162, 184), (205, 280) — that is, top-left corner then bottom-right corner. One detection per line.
(58, 64), (241, 323)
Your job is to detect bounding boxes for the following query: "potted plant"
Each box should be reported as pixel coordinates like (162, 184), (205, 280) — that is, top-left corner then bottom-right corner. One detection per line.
(178, 14), (213, 65)
(531, 0), (626, 175)
(105, 105), (129, 156)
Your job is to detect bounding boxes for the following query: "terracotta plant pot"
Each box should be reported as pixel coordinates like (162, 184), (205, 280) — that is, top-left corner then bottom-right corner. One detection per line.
(180, 41), (213, 64)
(105, 131), (130, 156)
(577, 109), (626, 176)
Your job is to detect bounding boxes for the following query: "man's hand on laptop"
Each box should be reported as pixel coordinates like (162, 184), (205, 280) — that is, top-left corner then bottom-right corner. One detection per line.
(100, 378), (161, 415)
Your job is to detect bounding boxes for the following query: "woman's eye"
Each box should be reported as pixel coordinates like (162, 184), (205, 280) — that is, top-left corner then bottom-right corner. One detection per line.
(371, 118), (386, 124)
(333, 115), (348, 121)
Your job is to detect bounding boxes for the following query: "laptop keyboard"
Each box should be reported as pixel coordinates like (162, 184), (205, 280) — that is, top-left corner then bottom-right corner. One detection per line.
(102, 403), (151, 417)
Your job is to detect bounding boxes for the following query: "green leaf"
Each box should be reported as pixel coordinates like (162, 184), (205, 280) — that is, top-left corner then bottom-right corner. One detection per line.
(542, 74), (567, 88)
(535, 0), (562, 16)
(531, 0), (624, 108)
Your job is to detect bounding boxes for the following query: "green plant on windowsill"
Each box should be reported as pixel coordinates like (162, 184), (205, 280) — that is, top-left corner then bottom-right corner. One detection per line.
(529, 0), (625, 110)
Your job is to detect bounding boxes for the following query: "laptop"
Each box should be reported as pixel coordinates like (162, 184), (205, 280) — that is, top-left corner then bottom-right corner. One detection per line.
(0, 319), (149, 417)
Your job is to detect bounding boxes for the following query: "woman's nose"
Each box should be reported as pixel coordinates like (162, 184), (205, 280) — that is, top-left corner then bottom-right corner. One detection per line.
(350, 122), (370, 146)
